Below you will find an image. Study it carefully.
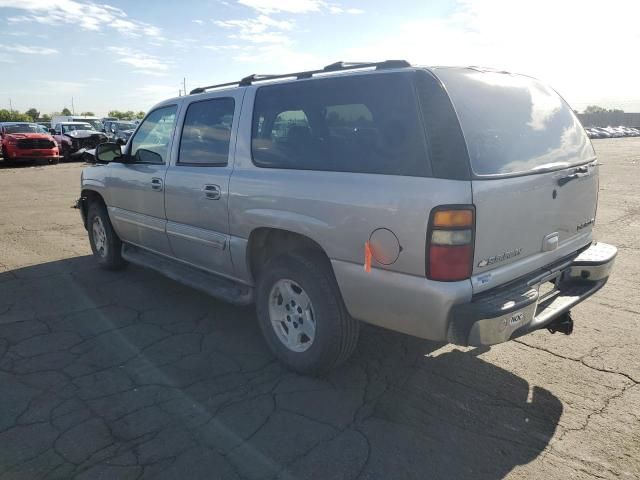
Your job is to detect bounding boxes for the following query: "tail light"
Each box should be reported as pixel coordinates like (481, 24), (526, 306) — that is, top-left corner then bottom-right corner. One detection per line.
(427, 206), (475, 281)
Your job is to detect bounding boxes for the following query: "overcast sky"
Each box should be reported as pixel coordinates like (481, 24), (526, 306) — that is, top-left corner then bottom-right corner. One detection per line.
(1, 0), (639, 116)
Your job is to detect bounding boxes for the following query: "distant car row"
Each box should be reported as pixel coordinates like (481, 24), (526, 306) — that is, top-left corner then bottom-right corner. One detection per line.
(585, 126), (640, 139)
(1, 116), (140, 165)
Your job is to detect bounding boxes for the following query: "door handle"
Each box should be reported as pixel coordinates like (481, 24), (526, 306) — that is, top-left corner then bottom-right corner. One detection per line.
(203, 184), (221, 200)
(151, 177), (163, 191)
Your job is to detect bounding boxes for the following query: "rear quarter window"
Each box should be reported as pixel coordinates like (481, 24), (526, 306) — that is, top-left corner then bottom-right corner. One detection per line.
(251, 72), (430, 177)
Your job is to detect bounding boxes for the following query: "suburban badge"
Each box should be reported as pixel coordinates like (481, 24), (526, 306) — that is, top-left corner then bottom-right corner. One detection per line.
(477, 248), (523, 267)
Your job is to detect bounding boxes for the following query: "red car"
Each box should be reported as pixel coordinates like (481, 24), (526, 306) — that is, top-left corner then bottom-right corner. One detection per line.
(0, 122), (60, 165)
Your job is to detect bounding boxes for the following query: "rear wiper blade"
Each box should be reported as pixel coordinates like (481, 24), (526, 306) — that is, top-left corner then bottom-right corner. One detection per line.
(557, 165), (590, 186)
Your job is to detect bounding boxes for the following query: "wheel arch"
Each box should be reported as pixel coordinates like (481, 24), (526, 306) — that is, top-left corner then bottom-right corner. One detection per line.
(246, 227), (335, 284)
(79, 188), (106, 229)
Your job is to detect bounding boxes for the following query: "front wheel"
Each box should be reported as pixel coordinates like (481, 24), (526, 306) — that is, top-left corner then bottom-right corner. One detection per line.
(87, 202), (126, 270)
(256, 251), (359, 375)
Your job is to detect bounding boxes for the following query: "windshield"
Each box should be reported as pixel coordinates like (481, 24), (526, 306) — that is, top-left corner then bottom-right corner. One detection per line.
(434, 69), (595, 176)
(62, 123), (93, 133)
(4, 124), (41, 134)
(77, 119), (103, 131)
(116, 122), (136, 131)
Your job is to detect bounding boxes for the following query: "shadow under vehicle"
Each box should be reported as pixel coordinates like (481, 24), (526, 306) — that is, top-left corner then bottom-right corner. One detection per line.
(0, 255), (563, 479)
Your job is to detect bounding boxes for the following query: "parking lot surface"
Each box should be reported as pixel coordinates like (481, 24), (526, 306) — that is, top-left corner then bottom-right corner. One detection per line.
(0, 139), (638, 480)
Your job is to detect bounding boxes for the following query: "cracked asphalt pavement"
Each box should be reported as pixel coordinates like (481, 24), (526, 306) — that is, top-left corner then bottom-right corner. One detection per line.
(0, 139), (638, 479)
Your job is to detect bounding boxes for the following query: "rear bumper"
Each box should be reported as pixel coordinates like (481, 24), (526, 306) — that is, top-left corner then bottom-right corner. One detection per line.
(448, 242), (617, 346)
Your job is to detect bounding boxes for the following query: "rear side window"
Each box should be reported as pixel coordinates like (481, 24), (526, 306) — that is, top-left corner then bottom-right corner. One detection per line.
(179, 97), (235, 166)
(251, 73), (429, 176)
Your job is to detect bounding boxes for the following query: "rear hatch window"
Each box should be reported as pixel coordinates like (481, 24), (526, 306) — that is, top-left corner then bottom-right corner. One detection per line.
(433, 68), (595, 176)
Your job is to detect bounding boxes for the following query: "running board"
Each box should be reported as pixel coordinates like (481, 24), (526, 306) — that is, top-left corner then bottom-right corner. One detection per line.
(121, 244), (254, 306)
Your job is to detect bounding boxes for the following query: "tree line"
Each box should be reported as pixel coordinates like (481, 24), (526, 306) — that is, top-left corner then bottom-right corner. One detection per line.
(0, 108), (146, 122)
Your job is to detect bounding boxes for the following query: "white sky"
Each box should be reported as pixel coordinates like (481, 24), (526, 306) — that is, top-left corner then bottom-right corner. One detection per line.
(1, 0), (639, 115)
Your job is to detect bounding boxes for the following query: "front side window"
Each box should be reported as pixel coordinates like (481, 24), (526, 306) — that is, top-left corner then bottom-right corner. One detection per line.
(130, 105), (177, 164)
(178, 97), (235, 165)
(251, 73), (429, 176)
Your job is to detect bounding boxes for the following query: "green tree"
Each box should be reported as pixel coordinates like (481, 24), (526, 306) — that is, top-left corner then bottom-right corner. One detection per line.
(41, 113), (52, 122)
(0, 109), (30, 122)
(61, 107), (72, 116)
(80, 111), (95, 116)
(108, 110), (126, 120)
(25, 108), (40, 121)
(136, 111), (146, 119)
(584, 105), (624, 114)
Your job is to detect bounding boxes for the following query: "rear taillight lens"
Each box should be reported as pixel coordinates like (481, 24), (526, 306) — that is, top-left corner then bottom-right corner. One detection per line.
(427, 206), (475, 281)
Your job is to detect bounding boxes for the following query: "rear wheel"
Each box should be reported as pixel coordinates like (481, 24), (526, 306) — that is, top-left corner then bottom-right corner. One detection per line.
(256, 251), (359, 375)
(48, 158), (59, 165)
(87, 201), (126, 270)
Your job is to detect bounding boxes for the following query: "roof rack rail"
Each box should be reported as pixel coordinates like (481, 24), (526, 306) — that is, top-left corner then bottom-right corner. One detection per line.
(189, 60), (411, 95)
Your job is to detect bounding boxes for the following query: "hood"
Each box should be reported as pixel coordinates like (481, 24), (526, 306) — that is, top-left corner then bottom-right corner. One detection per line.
(65, 130), (106, 139)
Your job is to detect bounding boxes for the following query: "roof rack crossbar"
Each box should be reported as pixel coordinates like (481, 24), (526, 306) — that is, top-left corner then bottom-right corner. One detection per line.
(189, 59), (410, 94)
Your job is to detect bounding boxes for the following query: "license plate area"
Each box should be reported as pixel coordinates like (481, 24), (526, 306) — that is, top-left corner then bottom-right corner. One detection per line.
(536, 267), (572, 312)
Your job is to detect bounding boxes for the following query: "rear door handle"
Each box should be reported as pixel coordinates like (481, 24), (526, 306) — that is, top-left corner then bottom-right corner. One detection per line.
(151, 177), (163, 191)
(203, 184), (221, 200)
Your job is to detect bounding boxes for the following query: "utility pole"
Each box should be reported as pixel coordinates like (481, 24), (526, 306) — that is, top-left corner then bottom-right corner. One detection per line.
(71, 97), (75, 115)
(9, 98), (13, 112)
(183, 77), (187, 96)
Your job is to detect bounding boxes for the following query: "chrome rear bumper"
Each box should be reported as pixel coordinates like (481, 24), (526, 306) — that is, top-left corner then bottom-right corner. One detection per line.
(449, 242), (617, 346)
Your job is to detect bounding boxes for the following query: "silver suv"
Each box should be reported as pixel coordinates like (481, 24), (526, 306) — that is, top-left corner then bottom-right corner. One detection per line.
(78, 60), (616, 374)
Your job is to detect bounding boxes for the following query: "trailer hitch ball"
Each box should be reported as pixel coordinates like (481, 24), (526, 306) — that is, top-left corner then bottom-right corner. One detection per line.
(547, 312), (574, 335)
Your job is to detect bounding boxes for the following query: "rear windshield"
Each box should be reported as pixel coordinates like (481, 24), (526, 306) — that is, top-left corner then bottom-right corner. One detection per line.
(251, 72), (430, 177)
(434, 69), (595, 176)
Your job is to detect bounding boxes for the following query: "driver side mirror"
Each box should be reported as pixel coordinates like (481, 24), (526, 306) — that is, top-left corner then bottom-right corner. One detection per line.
(49, 128), (56, 135)
(95, 142), (125, 163)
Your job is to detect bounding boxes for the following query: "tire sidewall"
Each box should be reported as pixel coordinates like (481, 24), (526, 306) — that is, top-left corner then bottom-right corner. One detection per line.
(87, 202), (123, 269)
(256, 253), (344, 374)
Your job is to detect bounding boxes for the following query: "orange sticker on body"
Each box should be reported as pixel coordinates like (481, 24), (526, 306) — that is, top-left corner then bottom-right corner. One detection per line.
(364, 241), (372, 273)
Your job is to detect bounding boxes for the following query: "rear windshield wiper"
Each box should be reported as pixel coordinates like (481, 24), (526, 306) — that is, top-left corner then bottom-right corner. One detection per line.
(557, 165), (590, 186)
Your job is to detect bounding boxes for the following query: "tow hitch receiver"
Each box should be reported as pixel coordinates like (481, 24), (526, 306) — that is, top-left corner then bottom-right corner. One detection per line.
(547, 312), (574, 335)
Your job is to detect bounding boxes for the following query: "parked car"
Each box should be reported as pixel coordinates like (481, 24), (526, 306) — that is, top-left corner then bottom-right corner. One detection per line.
(78, 61), (616, 374)
(51, 115), (103, 133)
(0, 122), (59, 165)
(107, 121), (137, 145)
(101, 117), (118, 130)
(51, 122), (108, 161)
(585, 128), (600, 139)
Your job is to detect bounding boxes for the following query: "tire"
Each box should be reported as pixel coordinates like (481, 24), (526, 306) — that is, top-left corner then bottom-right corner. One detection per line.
(61, 147), (70, 163)
(87, 201), (126, 270)
(1, 147), (13, 166)
(49, 158), (59, 165)
(256, 250), (359, 375)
